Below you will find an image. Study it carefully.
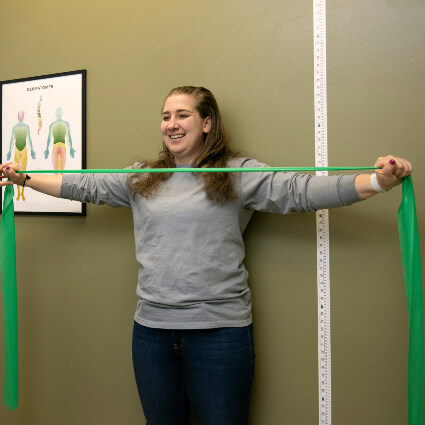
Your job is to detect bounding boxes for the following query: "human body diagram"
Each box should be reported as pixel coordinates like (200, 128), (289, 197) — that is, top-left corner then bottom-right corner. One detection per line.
(7, 111), (36, 201)
(44, 107), (76, 171)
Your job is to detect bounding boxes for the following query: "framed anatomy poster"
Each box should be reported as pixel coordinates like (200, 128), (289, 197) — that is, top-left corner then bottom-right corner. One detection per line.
(1, 69), (86, 215)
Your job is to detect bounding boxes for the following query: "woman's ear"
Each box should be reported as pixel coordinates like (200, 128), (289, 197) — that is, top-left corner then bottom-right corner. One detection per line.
(203, 117), (211, 133)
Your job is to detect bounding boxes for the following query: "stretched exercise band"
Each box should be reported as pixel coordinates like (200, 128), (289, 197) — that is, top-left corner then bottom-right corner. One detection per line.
(1, 168), (423, 424)
(15, 166), (377, 174)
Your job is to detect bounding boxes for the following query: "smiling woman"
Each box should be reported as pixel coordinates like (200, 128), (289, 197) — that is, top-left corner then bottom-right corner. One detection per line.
(129, 86), (239, 202)
(0, 86), (413, 425)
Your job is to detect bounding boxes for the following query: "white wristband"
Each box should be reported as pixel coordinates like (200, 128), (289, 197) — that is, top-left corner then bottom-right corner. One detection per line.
(370, 173), (391, 193)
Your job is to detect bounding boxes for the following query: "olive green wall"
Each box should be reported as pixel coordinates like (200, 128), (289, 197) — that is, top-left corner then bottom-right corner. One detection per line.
(1, 1), (424, 424)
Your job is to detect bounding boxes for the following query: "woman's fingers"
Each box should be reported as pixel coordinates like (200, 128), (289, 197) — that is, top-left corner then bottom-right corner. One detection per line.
(374, 155), (413, 177)
(0, 161), (13, 176)
(0, 166), (15, 186)
(0, 162), (24, 186)
(373, 155), (413, 190)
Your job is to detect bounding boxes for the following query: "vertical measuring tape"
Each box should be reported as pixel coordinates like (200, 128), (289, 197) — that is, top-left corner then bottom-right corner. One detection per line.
(314, 0), (332, 424)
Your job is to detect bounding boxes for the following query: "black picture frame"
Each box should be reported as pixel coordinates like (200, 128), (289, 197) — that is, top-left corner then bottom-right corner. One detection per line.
(1, 69), (86, 216)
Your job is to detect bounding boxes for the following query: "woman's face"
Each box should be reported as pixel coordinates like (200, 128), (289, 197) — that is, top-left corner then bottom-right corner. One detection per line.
(161, 94), (211, 164)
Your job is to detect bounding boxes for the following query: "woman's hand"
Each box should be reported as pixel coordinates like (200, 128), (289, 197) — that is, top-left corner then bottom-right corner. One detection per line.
(355, 155), (413, 199)
(374, 155), (413, 190)
(0, 162), (25, 186)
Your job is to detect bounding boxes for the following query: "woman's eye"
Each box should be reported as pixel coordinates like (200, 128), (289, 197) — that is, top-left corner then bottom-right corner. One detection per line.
(162, 116), (170, 121)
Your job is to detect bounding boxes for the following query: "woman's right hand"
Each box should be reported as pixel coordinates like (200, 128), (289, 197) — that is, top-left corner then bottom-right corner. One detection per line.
(0, 162), (25, 186)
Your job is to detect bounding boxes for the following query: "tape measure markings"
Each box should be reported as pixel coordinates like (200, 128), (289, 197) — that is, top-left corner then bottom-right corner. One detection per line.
(313, 1), (332, 424)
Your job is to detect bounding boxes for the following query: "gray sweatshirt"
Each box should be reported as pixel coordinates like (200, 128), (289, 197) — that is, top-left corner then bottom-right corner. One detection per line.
(60, 157), (362, 329)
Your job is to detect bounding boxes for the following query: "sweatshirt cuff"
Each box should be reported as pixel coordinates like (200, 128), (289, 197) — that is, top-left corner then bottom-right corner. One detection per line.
(338, 174), (363, 205)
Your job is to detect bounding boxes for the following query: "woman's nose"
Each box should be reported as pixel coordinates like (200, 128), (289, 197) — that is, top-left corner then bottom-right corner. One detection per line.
(166, 117), (176, 129)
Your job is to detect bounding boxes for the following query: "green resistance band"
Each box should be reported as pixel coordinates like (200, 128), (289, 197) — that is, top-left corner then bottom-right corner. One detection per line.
(1, 168), (424, 424)
(0, 185), (17, 412)
(398, 176), (425, 425)
(16, 166), (378, 174)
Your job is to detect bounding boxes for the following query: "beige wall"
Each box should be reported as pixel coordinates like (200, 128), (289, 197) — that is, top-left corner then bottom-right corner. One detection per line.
(1, 1), (424, 424)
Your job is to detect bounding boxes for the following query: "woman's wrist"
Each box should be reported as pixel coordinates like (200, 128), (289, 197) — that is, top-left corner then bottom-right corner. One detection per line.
(16, 173), (26, 187)
(370, 172), (391, 193)
(355, 173), (388, 199)
(22, 174), (31, 187)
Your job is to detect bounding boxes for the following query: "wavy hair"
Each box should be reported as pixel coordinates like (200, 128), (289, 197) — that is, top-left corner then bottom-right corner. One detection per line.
(128, 86), (237, 202)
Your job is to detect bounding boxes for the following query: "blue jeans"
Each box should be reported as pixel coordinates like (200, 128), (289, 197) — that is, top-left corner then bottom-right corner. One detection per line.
(132, 322), (255, 425)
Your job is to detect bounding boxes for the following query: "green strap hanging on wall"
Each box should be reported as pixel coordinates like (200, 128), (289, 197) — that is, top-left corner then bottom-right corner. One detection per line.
(1, 168), (424, 422)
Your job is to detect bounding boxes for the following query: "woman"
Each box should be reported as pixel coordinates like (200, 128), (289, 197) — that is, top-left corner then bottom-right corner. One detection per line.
(0, 86), (413, 425)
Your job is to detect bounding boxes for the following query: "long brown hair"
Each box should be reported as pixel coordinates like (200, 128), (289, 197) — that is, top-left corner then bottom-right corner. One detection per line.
(128, 86), (237, 202)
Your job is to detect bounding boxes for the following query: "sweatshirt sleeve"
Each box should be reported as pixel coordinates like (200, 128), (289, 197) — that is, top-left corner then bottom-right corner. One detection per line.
(60, 172), (131, 208)
(235, 158), (363, 214)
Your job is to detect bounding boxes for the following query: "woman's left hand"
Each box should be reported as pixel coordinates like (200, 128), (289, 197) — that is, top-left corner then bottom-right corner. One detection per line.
(374, 155), (413, 190)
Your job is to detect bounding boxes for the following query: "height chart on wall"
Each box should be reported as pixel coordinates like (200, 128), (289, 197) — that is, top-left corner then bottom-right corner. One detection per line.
(1, 70), (86, 215)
